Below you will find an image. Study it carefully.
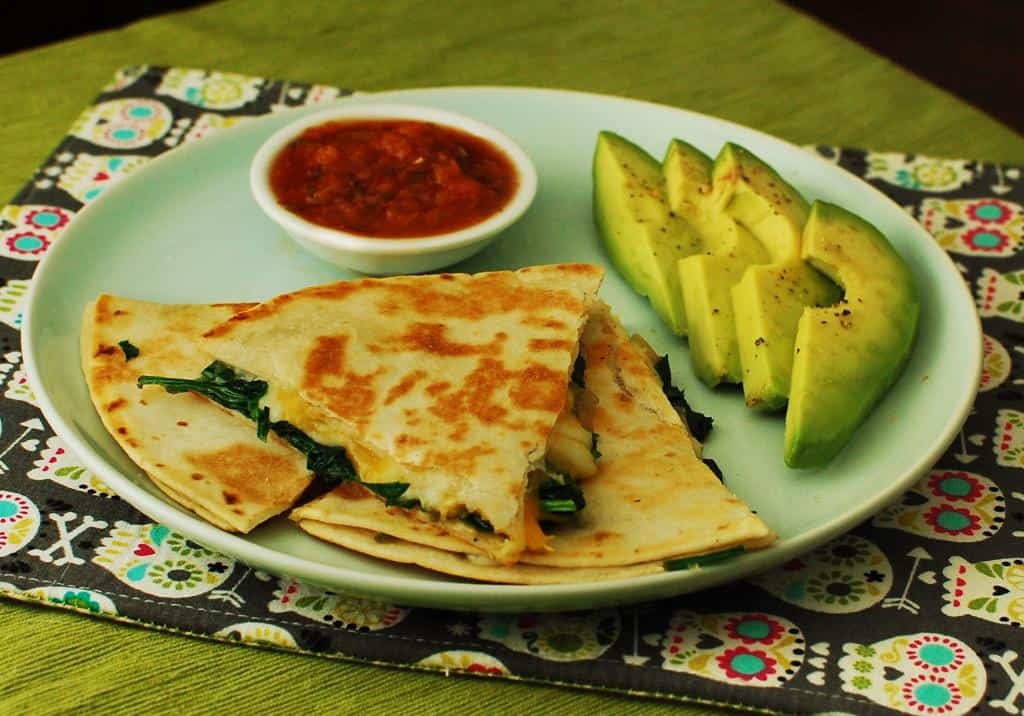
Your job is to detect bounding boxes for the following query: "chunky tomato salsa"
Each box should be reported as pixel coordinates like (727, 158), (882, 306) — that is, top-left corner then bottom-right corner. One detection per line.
(269, 119), (519, 238)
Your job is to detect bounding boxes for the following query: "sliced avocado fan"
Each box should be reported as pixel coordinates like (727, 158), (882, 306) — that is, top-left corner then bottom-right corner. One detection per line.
(593, 132), (702, 335)
(717, 143), (841, 410)
(785, 202), (920, 468)
(664, 139), (769, 387)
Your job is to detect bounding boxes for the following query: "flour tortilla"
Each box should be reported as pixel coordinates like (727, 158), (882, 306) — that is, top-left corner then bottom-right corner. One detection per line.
(292, 302), (774, 581)
(81, 295), (313, 532)
(202, 264), (604, 562)
(298, 522), (665, 585)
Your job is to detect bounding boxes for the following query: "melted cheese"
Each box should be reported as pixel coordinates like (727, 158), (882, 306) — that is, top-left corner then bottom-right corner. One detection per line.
(264, 382), (457, 516)
(263, 376), (592, 542)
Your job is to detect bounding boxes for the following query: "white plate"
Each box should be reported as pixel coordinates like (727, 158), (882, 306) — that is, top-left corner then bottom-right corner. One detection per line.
(24, 87), (980, 611)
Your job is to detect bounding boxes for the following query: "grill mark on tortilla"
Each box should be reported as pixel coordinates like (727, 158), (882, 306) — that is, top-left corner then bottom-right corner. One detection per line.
(425, 381), (450, 396)
(376, 300), (400, 315)
(427, 358), (566, 430)
(510, 364), (566, 413)
(105, 398), (126, 412)
(186, 444), (300, 505)
(376, 323), (506, 357)
(384, 369), (427, 405)
(520, 316), (569, 330)
(427, 357), (509, 425)
(528, 338), (574, 351)
(396, 433), (425, 447)
(223, 491), (239, 505)
(302, 335), (380, 424)
(426, 445), (497, 475)
(94, 295), (114, 324)
(191, 473), (203, 480)
(95, 344), (119, 357)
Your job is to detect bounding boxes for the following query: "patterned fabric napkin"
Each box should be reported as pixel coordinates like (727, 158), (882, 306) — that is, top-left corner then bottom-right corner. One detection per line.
(1, 66), (1021, 716)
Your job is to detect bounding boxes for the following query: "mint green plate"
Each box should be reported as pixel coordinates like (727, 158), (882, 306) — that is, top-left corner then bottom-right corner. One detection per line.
(24, 88), (980, 612)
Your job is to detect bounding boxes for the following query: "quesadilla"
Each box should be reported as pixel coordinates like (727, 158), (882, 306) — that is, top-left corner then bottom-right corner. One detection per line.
(290, 302), (774, 582)
(81, 265), (774, 583)
(170, 264), (606, 564)
(81, 295), (314, 532)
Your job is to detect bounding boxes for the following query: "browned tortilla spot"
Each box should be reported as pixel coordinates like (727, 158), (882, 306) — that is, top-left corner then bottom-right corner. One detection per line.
(520, 316), (569, 330)
(425, 445), (497, 475)
(378, 322), (505, 357)
(425, 381), (450, 396)
(186, 444), (302, 505)
(384, 369), (427, 405)
(510, 363), (565, 413)
(105, 398), (126, 412)
(528, 338), (574, 351)
(302, 335), (380, 424)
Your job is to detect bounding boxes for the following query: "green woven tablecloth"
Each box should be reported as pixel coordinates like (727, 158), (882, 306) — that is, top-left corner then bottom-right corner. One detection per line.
(1, 1), (1021, 714)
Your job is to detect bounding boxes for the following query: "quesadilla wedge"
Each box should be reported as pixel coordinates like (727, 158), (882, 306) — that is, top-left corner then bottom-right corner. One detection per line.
(290, 302), (774, 582)
(81, 295), (314, 532)
(179, 264), (607, 564)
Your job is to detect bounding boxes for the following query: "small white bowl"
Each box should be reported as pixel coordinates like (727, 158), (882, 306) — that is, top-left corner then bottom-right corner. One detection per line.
(250, 103), (538, 275)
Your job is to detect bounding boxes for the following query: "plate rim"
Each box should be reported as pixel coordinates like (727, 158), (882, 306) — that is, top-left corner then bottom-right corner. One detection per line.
(22, 85), (981, 611)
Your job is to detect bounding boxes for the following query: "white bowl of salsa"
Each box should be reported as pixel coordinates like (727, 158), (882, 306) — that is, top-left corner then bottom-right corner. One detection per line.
(250, 103), (538, 275)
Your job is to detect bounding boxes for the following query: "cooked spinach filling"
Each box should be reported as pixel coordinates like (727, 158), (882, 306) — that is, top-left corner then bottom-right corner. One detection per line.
(139, 360), (594, 535)
(118, 340), (140, 361)
(138, 361), (503, 532)
(571, 353), (586, 388)
(139, 360), (272, 441)
(654, 354), (713, 442)
(461, 512), (494, 533)
(538, 469), (586, 514)
(663, 546), (744, 571)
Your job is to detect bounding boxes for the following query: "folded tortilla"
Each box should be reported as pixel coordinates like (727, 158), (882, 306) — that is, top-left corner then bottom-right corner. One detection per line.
(291, 302), (774, 581)
(201, 264), (605, 563)
(81, 295), (314, 532)
(298, 521), (665, 585)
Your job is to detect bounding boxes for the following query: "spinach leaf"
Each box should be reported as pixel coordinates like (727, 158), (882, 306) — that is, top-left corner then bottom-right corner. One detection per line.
(138, 360), (269, 438)
(590, 432), (602, 461)
(118, 340), (140, 361)
(364, 481), (421, 509)
(571, 354), (586, 387)
(653, 355), (713, 442)
(538, 469), (586, 514)
(461, 512), (494, 533)
(663, 546), (744, 571)
(703, 458), (724, 482)
(271, 420), (357, 486)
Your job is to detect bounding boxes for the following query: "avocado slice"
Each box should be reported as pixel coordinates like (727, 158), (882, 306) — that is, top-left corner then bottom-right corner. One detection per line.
(664, 139), (769, 386)
(593, 132), (702, 335)
(784, 202), (919, 468)
(715, 143), (841, 410)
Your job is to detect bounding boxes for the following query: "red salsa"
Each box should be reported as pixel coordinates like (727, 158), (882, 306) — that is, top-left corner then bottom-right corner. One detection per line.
(269, 119), (519, 238)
